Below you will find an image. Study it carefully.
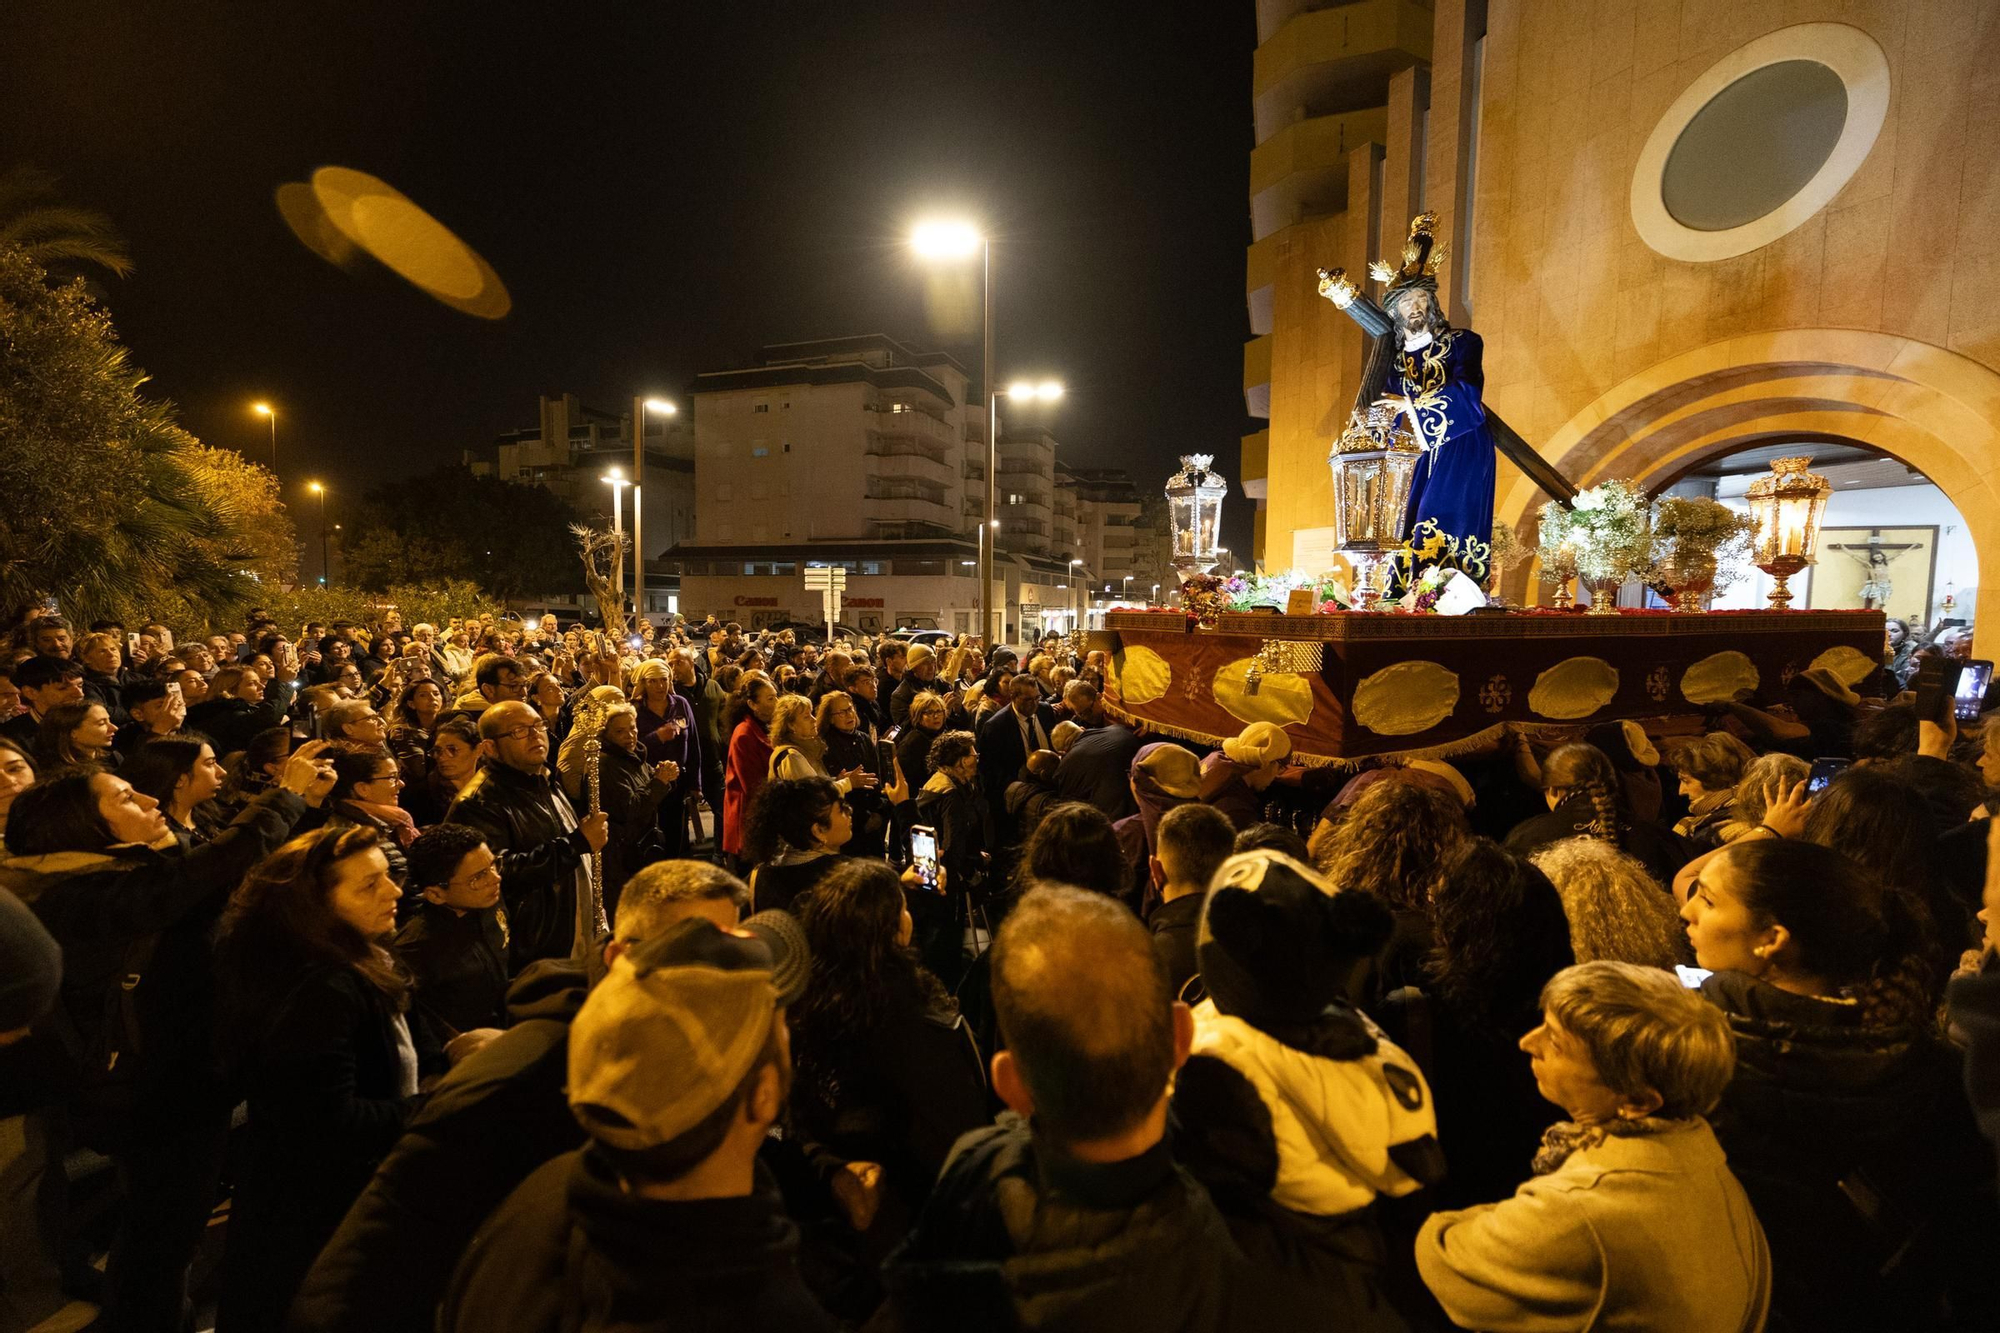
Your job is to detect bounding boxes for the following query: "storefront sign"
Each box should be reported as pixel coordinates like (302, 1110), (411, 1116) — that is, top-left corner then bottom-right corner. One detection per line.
(734, 596), (780, 607)
(847, 597), (885, 607)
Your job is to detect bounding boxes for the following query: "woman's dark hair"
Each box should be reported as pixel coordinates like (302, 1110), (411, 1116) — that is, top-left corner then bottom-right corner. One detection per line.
(1233, 821), (1313, 862)
(1849, 701), (1919, 763)
(119, 737), (210, 809)
(791, 860), (953, 1062)
(722, 674), (774, 736)
(216, 825), (408, 1022)
(743, 776), (841, 863)
(1722, 838), (1930, 1028)
(330, 748), (397, 803)
(1322, 777), (1468, 911)
(37, 700), (106, 767)
(393, 678), (444, 731)
(1426, 838), (1576, 1032)
(1541, 743), (1622, 847)
(1803, 766), (1962, 1001)
(1017, 802), (1128, 898)
(433, 714), (481, 752)
(4, 769), (116, 854)
(221, 725), (292, 801)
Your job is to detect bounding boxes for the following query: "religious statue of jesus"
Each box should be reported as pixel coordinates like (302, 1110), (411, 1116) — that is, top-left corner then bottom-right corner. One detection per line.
(1375, 216), (1495, 588)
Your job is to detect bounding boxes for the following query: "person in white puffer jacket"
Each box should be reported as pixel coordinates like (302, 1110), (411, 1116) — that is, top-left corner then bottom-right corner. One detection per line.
(1171, 849), (1443, 1333)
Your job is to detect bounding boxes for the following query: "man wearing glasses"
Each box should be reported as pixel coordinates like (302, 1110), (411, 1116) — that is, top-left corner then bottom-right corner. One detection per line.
(447, 701), (609, 972)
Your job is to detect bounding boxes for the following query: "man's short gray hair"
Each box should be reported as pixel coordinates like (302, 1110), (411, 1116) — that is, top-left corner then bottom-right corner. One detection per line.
(614, 860), (750, 941)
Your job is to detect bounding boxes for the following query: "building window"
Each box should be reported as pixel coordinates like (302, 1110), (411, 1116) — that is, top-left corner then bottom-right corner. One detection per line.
(753, 402), (770, 414)
(860, 560), (888, 575)
(751, 446), (770, 458)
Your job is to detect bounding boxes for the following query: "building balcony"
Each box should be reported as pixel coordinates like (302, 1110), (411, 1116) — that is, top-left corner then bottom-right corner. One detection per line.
(866, 430), (950, 464)
(863, 495), (954, 526)
(1248, 104), (1389, 242)
(1254, 1), (1432, 144)
(1242, 428), (1270, 501)
(1245, 333), (1273, 419)
(867, 449), (955, 487)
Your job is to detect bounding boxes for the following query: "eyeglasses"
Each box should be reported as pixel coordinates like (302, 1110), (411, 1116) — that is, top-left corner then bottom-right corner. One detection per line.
(496, 720), (548, 742)
(449, 863), (502, 889)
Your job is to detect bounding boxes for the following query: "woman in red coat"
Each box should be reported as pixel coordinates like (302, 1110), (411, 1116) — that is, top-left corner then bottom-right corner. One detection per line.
(721, 675), (778, 867)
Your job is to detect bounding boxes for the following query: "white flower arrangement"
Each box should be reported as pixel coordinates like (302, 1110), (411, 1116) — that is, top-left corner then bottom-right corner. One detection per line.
(1536, 481), (1653, 584)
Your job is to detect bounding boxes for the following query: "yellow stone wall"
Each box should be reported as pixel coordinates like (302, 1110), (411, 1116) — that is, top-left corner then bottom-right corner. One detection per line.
(1255, 0), (2000, 628)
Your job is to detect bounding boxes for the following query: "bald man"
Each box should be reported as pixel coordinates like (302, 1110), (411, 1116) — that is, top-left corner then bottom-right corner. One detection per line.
(882, 885), (1268, 1330)
(446, 701), (609, 971)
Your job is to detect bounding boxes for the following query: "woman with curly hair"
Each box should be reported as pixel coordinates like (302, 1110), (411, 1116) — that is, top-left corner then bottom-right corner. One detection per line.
(1379, 838), (1574, 1209)
(1530, 836), (1691, 970)
(1320, 776), (1468, 1002)
(743, 775), (852, 915)
(1506, 742), (1689, 887)
(788, 859), (987, 1261)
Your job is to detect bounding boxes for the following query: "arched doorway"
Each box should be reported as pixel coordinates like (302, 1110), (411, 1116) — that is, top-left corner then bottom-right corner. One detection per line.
(1496, 330), (2000, 633)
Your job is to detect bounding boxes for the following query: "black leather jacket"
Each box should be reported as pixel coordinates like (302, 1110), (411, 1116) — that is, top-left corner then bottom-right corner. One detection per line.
(446, 763), (589, 972)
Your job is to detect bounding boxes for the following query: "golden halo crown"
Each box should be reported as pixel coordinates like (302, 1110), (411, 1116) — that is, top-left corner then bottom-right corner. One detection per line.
(1368, 212), (1448, 286)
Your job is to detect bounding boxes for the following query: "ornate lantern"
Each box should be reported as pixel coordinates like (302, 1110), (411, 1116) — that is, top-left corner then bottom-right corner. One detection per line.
(1329, 399), (1423, 609)
(1167, 454), (1228, 578)
(1744, 456), (1831, 609)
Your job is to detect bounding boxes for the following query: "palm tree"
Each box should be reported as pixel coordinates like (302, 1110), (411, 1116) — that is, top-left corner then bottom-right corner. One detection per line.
(0, 165), (132, 279)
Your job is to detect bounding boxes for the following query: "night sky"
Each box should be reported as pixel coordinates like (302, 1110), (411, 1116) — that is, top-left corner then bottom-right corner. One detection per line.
(2, 1), (1260, 554)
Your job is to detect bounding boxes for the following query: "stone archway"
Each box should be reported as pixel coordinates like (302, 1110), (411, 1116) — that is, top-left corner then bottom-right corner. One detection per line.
(1496, 331), (2000, 631)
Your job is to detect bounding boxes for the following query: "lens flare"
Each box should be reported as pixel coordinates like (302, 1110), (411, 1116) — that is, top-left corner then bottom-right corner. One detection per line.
(275, 166), (510, 319)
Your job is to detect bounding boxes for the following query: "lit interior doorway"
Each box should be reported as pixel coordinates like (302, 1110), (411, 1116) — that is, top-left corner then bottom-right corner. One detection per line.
(1654, 441), (1977, 635)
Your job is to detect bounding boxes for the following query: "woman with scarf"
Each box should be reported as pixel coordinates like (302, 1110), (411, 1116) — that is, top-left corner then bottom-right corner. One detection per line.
(629, 658), (701, 857)
(1666, 731), (1755, 852)
(768, 694), (878, 797)
(323, 750), (417, 891)
(592, 702), (679, 921)
(1415, 960), (1769, 1331)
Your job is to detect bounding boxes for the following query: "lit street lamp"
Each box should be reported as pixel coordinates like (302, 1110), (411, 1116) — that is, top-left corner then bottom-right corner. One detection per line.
(912, 218), (995, 642)
(307, 481), (329, 586)
(252, 401), (278, 479)
(1069, 557), (1081, 633)
(602, 468), (631, 605)
(631, 397), (676, 618)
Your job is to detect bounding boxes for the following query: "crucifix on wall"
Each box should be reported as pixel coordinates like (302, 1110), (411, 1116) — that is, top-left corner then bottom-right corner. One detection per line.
(1823, 529), (1921, 610)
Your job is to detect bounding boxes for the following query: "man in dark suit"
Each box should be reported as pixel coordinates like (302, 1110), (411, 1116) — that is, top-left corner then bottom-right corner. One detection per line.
(1054, 680), (1141, 820)
(979, 675), (1058, 850)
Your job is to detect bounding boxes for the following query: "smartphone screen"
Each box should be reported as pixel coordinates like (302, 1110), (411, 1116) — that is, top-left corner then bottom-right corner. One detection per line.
(910, 825), (941, 892)
(1807, 757), (1848, 795)
(1914, 657), (1962, 727)
(1953, 659), (1992, 722)
(1674, 965), (1713, 990)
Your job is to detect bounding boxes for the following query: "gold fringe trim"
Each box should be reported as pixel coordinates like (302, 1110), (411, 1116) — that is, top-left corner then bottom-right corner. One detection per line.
(1102, 704), (1598, 772)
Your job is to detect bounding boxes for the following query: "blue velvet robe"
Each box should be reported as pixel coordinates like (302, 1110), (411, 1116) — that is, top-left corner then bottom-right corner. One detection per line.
(1390, 327), (1494, 589)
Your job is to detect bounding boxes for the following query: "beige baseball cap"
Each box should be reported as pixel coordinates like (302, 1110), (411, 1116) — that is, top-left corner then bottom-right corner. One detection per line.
(567, 912), (808, 1151)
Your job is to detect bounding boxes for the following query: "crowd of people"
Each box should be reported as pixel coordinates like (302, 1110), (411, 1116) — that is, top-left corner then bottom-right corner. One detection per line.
(1, 601), (1997, 1332)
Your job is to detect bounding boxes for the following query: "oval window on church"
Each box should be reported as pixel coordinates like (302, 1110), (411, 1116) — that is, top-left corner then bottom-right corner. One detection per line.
(1660, 61), (1847, 233)
(1631, 24), (1888, 263)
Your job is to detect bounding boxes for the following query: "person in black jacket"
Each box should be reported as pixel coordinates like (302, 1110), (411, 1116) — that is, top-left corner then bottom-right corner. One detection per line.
(0, 746), (335, 1333)
(214, 825), (492, 1333)
(439, 915), (827, 1333)
(976, 676), (1057, 850)
(1683, 838), (1998, 1330)
(446, 701), (609, 973)
(289, 862), (754, 1333)
(1146, 803), (1237, 1000)
(395, 825), (510, 1035)
(1505, 742), (1690, 888)
(187, 664), (287, 759)
(0, 655), (84, 753)
(880, 884), (1274, 1332)
(789, 859), (988, 1294)
(595, 704), (678, 921)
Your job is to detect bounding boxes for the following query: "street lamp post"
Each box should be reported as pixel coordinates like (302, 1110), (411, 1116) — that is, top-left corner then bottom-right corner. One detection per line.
(308, 481), (329, 586)
(912, 220), (994, 643)
(1068, 557), (1081, 633)
(1121, 575), (1133, 604)
(631, 397), (675, 620)
(252, 402), (278, 480)
(602, 469), (631, 609)
(1152, 582), (1160, 608)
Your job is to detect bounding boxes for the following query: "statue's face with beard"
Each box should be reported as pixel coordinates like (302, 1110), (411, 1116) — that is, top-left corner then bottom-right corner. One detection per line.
(1388, 287), (1442, 341)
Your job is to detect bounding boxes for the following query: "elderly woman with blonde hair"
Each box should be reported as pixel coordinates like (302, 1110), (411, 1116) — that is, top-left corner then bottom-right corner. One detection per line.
(1531, 836), (1692, 970)
(1417, 960), (1770, 1332)
(767, 692), (878, 796)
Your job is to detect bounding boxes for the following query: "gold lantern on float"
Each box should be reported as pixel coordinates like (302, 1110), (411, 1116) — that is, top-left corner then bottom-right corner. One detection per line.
(1167, 454), (1228, 579)
(1329, 399), (1423, 609)
(1744, 456), (1831, 609)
